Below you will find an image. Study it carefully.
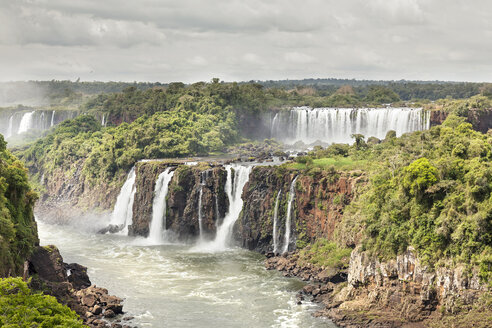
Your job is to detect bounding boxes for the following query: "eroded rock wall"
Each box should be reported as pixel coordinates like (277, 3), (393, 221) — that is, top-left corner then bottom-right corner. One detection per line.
(430, 108), (492, 133)
(235, 167), (365, 253)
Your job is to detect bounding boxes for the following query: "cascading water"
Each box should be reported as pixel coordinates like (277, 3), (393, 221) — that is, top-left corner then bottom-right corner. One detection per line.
(147, 168), (175, 244)
(5, 115), (13, 138)
(270, 107), (430, 144)
(101, 114), (106, 127)
(50, 111), (56, 127)
(282, 176), (298, 254)
(17, 111), (35, 134)
(272, 190), (282, 254)
(194, 164), (252, 252)
(198, 179), (204, 240)
(109, 167), (136, 234)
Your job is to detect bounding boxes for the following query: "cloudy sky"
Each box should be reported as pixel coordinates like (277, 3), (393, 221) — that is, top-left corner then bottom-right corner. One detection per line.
(1, 0), (491, 83)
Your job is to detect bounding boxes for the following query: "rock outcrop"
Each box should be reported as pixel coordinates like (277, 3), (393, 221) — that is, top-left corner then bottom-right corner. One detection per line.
(235, 166), (364, 252)
(28, 245), (130, 328)
(126, 161), (229, 241)
(267, 247), (490, 328)
(430, 108), (492, 133)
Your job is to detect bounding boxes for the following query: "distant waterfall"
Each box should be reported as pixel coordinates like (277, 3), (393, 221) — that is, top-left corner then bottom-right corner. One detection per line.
(109, 167), (137, 234)
(17, 111), (35, 134)
(272, 190), (282, 254)
(194, 164), (252, 252)
(282, 176), (298, 253)
(101, 114), (106, 127)
(270, 107), (430, 144)
(50, 111), (56, 127)
(5, 115), (13, 138)
(148, 168), (175, 244)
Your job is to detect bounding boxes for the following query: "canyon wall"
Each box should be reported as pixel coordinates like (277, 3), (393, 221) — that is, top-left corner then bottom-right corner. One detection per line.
(430, 108), (492, 133)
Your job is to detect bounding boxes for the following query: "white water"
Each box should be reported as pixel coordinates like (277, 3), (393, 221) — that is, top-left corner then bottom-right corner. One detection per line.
(271, 107), (430, 145)
(101, 114), (106, 127)
(198, 185), (204, 239)
(109, 167), (137, 234)
(5, 115), (13, 138)
(148, 168), (175, 244)
(50, 111), (56, 127)
(282, 177), (298, 254)
(37, 219), (335, 328)
(272, 190), (282, 254)
(17, 111), (35, 134)
(195, 164), (252, 252)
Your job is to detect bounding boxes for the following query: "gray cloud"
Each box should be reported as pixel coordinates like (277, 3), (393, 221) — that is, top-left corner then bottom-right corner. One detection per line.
(0, 0), (491, 82)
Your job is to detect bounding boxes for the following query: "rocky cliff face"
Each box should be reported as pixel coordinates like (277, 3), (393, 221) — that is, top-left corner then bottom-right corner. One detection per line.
(36, 159), (122, 224)
(126, 162), (229, 240)
(344, 247), (486, 314)
(235, 167), (365, 253)
(430, 108), (492, 133)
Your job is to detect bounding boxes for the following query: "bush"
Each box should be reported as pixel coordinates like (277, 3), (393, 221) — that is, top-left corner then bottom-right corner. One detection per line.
(0, 277), (85, 327)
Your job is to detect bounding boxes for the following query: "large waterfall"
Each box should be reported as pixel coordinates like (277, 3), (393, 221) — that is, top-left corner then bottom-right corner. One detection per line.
(270, 107), (430, 144)
(148, 168), (175, 244)
(282, 176), (298, 253)
(194, 164), (252, 252)
(109, 167), (137, 234)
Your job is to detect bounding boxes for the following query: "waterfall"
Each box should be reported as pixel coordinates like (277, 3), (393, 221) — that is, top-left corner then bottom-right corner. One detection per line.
(198, 184), (204, 239)
(282, 176), (298, 253)
(50, 111), (56, 127)
(194, 164), (252, 252)
(272, 190), (282, 254)
(148, 168), (175, 244)
(5, 115), (13, 138)
(109, 167), (137, 234)
(270, 107), (429, 144)
(215, 195), (220, 229)
(17, 111), (35, 134)
(101, 114), (106, 127)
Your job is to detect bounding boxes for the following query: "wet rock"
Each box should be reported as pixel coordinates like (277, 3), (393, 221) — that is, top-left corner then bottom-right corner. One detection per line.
(28, 245), (67, 282)
(104, 309), (116, 318)
(66, 263), (91, 290)
(92, 305), (103, 315)
(82, 294), (97, 307)
(97, 224), (123, 234)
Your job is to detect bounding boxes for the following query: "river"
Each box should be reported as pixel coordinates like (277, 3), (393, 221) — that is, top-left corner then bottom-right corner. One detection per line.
(36, 218), (337, 328)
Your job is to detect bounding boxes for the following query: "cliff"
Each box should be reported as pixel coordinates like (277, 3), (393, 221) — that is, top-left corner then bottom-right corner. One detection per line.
(430, 108), (492, 133)
(127, 161), (229, 241)
(235, 166), (365, 252)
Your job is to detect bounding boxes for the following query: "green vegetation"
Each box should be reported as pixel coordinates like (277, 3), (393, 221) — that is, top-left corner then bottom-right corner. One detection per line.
(0, 277), (85, 327)
(426, 94), (492, 116)
(302, 116), (492, 283)
(298, 239), (352, 269)
(285, 156), (368, 171)
(0, 135), (38, 277)
(18, 102), (238, 188)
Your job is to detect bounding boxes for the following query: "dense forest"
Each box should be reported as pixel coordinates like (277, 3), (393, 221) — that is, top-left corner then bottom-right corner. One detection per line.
(0, 135), (38, 277)
(287, 115), (491, 284)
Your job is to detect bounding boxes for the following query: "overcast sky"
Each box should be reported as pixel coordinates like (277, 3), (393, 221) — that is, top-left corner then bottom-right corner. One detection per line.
(1, 0), (491, 83)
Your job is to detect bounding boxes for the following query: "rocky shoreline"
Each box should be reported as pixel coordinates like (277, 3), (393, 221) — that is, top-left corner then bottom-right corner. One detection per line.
(265, 248), (490, 328)
(27, 245), (135, 328)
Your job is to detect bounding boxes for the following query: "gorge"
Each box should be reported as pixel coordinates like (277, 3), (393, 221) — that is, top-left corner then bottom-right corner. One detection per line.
(3, 80), (491, 328)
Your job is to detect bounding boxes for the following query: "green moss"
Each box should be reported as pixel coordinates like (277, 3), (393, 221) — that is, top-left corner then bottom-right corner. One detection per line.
(298, 239), (352, 269)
